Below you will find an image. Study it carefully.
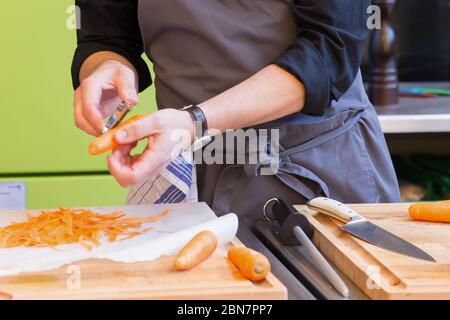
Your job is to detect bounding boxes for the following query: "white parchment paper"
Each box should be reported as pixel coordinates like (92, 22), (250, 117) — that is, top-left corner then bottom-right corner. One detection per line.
(0, 202), (238, 276)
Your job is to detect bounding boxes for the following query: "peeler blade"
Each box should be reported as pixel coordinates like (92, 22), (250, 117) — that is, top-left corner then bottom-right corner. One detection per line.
(102, 101), (132, 134)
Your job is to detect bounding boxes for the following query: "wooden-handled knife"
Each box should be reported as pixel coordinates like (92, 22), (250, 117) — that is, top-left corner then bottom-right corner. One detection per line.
(307, 197), (436, 262)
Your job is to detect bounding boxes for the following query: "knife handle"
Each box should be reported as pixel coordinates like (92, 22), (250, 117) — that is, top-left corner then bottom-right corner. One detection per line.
(307, 197), (362, 223)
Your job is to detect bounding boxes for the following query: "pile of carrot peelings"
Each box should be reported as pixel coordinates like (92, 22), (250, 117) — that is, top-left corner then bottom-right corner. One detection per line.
(0, 208), (169, 251)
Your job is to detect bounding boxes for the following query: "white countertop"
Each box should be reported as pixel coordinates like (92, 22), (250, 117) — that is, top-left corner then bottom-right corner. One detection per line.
(375, 82), (450, 134)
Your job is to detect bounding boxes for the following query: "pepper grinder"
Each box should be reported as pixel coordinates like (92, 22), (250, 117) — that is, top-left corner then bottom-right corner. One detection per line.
(368, 0), (399, 107)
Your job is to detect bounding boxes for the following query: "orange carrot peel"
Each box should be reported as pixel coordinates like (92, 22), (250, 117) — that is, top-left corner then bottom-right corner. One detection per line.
(0, 208), (169, 250)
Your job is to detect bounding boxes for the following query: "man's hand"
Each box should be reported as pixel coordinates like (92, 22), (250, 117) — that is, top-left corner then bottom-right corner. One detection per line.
(107, 109), (195, 187)
(74, 59), (139, 136)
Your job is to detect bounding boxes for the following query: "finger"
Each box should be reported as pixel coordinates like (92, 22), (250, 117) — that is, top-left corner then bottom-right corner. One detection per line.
(98, 89), (122, 116)
(108, 141), (138, 163)
(108, 144), (169, 188)
(73, 89), (100, 136)
(80, 78), (105, 133)
(128, 147), (171, 185)
(114, 67), (139, 107)
(107, 144), (136, 187)
(114, 116), (159, 145)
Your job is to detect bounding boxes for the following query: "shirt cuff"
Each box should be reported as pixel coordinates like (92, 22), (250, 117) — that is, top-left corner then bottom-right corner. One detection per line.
(274, 38), (331, 116)
(71, 43), (152, 93)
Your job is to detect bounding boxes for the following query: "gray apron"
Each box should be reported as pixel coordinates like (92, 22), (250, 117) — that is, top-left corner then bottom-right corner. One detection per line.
(137, 0), (400, 225)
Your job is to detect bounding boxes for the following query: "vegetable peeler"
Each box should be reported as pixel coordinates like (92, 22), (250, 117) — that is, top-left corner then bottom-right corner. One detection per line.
(102, 101), (132, 134)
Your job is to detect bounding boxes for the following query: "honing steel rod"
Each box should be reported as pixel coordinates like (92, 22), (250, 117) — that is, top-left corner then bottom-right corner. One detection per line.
(292, 226), (349, 298)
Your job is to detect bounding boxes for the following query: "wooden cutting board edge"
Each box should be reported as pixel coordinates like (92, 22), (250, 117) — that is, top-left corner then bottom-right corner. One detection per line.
(0, 239), (287, 300)
(8, 282), (284, 300)
(309, 216), (404, 300)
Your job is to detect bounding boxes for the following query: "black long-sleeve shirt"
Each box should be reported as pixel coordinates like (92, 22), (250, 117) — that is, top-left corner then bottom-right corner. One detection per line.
(72, 0), (369, 115)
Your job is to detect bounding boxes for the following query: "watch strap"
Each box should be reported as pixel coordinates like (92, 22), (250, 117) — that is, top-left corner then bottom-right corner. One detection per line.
(182, 104), (208, 138)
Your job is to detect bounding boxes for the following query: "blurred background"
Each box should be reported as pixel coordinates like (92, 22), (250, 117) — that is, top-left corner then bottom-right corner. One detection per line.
(362, 0), (449, 81)
(0, 0), (449, 210)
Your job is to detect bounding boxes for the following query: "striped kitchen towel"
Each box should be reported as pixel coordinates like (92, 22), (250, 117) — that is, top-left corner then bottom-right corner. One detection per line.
(126, 151), (197, 205)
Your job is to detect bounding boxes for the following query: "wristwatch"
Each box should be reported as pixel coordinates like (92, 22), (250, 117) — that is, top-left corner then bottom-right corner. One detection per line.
(181, 104), (212, 151)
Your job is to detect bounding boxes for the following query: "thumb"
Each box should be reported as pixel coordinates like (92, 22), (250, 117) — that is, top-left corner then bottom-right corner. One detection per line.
(115, 69), (139, 107)
(115, 117), (158, 144)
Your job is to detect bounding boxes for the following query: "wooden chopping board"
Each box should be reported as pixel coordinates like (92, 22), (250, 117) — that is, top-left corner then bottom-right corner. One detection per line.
(0, 243), (286, 300)
(0, 203), (286, 300)
(294, 203), (450, 300)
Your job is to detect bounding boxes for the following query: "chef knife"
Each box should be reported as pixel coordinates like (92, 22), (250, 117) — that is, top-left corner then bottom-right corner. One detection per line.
(307, 197), (436, 262)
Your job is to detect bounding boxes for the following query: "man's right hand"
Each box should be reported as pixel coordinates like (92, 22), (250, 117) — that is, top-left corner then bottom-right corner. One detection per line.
(74, 59), (139, 136)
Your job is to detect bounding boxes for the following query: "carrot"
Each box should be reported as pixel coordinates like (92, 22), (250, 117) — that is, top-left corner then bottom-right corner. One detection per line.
(227, 246), (270, 282)
(174, 231), (218, 271)
(0, 291), (12, 300)
(88, 114), (146, 156)
(409, 201), (450, 223)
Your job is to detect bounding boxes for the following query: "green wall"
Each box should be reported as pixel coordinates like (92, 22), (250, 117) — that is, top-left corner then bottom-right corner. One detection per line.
(0, 1), (156, 208)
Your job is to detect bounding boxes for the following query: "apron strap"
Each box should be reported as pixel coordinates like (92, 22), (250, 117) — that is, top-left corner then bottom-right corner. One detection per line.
(243, 110), (365, 200)
(279, 109), (364, 158)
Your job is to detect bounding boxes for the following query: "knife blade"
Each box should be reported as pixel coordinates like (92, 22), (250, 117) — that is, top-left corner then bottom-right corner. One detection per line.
(307, 197), (436, 262)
